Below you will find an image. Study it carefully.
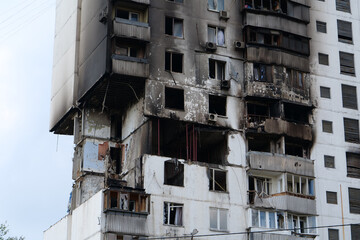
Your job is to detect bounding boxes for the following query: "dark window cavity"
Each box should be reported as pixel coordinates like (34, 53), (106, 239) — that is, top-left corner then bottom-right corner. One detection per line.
(320, 86), (331, 99)
(344, 118), (359, 143)
(316, 21), (327, 33)
(165, 87), (184, 110)
(337, 20), (352, 43)
(209, 169), (227, 192)
(342, 84), (358, 110)
(254, 64), (272, 82)
(347, 152), (360, 179)
(339, 51), (355, 76)
(326, 191), (338, 204)
(324, 155), (335, 168)
(319, 53), (329, 65)
(165, 17), (183, 38)
(165, 52), (183, 73)
(209, 95), (227, 116)
(164, 159), (184, 186)
(209, 59), (225, 80)
(322, 120), (333, 133)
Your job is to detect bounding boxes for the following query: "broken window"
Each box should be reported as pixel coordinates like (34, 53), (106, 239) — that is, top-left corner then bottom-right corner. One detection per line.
(346, 152), (360, 179)
(320, 86), (331, 99)
(328, 229), (339, 240)
(209, 168), (227, 192)
(322, 120), (333, 133)
(105, 190), (149, 213)
(116, 9), (140, 22)
(283, 103), (310, 124)
(164, 202), (183, 226)
(344, 118), (360, 143)
(165, 17), (183, 38)
(208, 0), (224, 11)
(319, 53), (329, 65)
(324, 155), (335, 168)
(165, 51), (183, 73)
(326, 191), (338, 204)
(340, 51), (355, 76)
(165, 87), (184, 110)
(247, 136), (271, 152)
(349, 188), (360, 214)
(111, 115), (122, 140)
(342, 84), (358, 110)
(208, 26), (225, 46)
(164, 159), (184, 186)
(245, 0), (286, 13)
(316, 21), (327, 33)
(336, 0), (351, 13)
(249, 176), (271, 198)
(351, 224), (360, 240)
(337, 20), (352, 44)
(110, 146), (122, 174)
(210, 208), (227, 231)
(286, 174), (314, 196)
(285, 138), (308, 158)
(209, 95), (226, 116)
(209, 59), (225, 80)
(253, 63), (272, 82)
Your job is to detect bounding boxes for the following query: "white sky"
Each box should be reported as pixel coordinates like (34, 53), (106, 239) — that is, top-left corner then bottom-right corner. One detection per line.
(0, 1), (74, 239)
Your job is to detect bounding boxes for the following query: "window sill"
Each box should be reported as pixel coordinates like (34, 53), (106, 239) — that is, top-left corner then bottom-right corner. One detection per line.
(164, 224), (184, 228)
(209, 228), (229, 232)
(164, 183), (185, 187)
(165, 35), (184, 40)
(209, 190), (228, 194)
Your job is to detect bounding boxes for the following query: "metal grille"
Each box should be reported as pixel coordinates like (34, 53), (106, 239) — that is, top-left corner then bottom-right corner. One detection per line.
(342, 84), (358, 109)
(340, 51), (355, 76)
(347, 152), (360, 179)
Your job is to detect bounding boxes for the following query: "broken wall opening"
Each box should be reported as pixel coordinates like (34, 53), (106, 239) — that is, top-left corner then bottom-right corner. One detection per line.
(284, 137), (309, 158)
(165, 87), (184, 110)
(209, 95), (227, 116)
(246, 100), (281, 127)
(152, 119), (227, 164)
(164, 159), (184, 186)
(283, 102), (311, 124)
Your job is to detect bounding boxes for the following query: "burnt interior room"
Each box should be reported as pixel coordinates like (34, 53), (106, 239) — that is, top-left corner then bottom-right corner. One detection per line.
(246, 99), (280, 126)
(164, 159), (184, 186)
(285, 137), (309, 158)
(152, 119), (227, 164)
(209, 95), (227, 116)
(247, 134), (273, 152)
(283, 102), (311, 124)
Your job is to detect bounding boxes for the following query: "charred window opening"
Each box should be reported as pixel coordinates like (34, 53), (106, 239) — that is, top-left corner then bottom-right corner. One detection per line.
(285, 137), (309, 158)
(152, 119), (227, 164)
(247, 135), (271, 152)
(287, 69), (305, 89)
(209, 95), (226, 116)
(165, 87), (184, 110)
(247, 101), (280, 128)
(324, 155), (335, 168)
(344, 118), (360, 143)
(283, 103), (310, 124)
(253, 64), (272, 82)
(164, 202), (183, 226)
(209, 59), (225, 80)
(342, 84), (358, 110)
(116, 9), (139, 22)
(114, 39), (145, 59)
(105, 190), (149, 213)
(246, 27), (309, 55)
(165, 17), (183, 38)
(340, 51), (355, 76)
(337, 20), (353, 44)
(164, 159), (184, 186)
(320, 86), (331, 99)
(111, 115), (122, 140)
(349, 188), (360, 214)
(347, 152), (360, 179)
(209, 168), (227, 192)
(110, 147), (122, 174)
(165, 51), (183, 73)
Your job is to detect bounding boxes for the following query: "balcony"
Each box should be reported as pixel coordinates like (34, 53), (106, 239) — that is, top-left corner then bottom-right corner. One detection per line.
(113, 18), (150, 42)
(247, 151), (314, 177)
(103, 188), (150, 236)
(249, 232), (315, 240)
(120, 0), (150, 4)
(263, 119), (312, 141)
(112, 54), (149, 78)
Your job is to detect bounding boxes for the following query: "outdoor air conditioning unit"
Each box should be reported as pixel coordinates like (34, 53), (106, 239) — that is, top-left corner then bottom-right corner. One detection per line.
(219, 11), (229, 20)
(99, 9), (108, 24)
(221, 80), (230, 89)
(234, 41), (245, 49)
(205, 42), (217, 51)
(208, 113), (218, 122)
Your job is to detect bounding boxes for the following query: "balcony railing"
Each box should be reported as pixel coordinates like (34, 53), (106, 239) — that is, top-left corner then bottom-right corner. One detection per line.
(113, 18), (150, 41)
(112, 54), (149, 78)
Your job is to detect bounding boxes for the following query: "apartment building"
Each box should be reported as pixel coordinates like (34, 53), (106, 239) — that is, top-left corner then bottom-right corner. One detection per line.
(44, 0), (360, 239)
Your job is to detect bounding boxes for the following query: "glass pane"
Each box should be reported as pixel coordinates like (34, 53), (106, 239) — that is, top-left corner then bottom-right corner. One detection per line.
(217, 0), (224, 11)
(116, 10), (129, 19)
(173, 19), (183, 38)
(219, 209), (227, 230)
(308, 216), (316, 234)
(308, 179), (314, 195)
(210, 208), (217, 229)
(130, 13), (139, 21)
(252, 209), (259, 227)
(287, 214), (293, 229)
(208, 0), (215, 10)
(269, 212), (275, 229)
(277, 212), (285, 229)
(217, 28), (225, 46)
(217, 62), (224, 80)
(260, 211), (266, 227)
(116, 47), (128, 56)
(208, 27), (216, 43)
(163, 203), (168, 224)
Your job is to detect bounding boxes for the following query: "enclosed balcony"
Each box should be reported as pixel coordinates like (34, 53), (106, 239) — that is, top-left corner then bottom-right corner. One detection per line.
(249, 232), (315, 240)
(103, 188), (150, 236)
(113, 19), (150, 42)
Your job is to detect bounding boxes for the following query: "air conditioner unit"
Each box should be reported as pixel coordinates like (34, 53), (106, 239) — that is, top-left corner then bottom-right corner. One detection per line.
(205, 42), (217, 51)
(208, 113), (218, 122)
(234, 41), (245, 49)
(219, 11), (229, 20)
(221, 80), (230, 89)
(99, 10), (107, 24)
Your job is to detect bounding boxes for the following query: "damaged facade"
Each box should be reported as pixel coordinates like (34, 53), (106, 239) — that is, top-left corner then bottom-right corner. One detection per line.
(45, 0), (360, 239)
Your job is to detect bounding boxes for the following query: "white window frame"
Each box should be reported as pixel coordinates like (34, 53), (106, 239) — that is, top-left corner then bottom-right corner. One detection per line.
(286, 173), (315, 196)
(208, 26), (225, 46)
(210, 207), (228, 231)
(164, 202), (183, 226)
(208, 0), (224, 11)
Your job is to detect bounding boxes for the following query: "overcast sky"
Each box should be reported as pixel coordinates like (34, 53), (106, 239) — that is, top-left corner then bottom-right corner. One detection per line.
(0, 1), (74, 239)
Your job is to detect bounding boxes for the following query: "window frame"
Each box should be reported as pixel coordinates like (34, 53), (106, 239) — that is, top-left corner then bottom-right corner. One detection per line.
(208, 0), (225, 12)
(165, 51), (183, 73)
(163, 202), (184, 226)
(324, 155), (335, 168)
(349, 188), (360, 214)
(320, 86), (331, 99)
(319, 53), (329, 65)
(322, 120), (333, 133)
(339, 51), (355, 76)
(316, 20), (327, 33)
(209, 168), (227, 192)
(208, 26), (225, 46)
(336, 0), (351, 13)
(165, 16), (184, 38)
(343, 117), (360, 143)
(209, 59), (226, 80)
(337, 19), (353, 44)
(326, 191), (338, 204)
(209, 207), (228, 231)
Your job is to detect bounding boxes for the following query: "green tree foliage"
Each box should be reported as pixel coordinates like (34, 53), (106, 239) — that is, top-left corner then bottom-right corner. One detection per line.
(0, 223), (24, 240)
